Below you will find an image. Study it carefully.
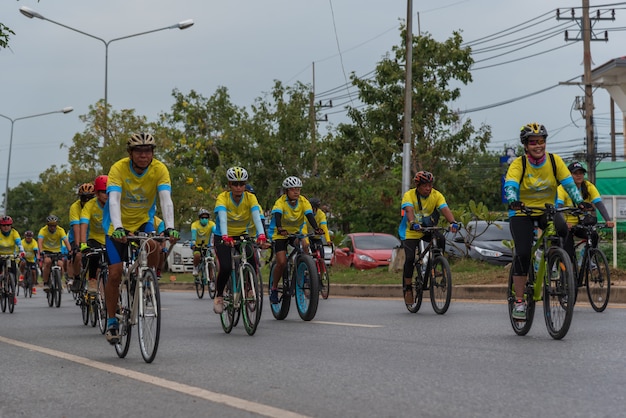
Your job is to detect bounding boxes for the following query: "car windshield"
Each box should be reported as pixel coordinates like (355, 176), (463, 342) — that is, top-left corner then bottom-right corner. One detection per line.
(354, 235), (399, 250)
(466, 224), (510, 241)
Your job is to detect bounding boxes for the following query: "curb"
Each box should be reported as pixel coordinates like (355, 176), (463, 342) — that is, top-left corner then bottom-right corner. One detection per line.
(159, 282), (626, 303)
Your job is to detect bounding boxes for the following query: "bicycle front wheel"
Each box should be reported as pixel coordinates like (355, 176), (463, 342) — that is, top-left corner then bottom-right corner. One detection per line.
(294, 255), (319, 321)
(195, 261), (205, 299)
(207, 261), (217, 299)
(53, 270), (62, 308)
(543, 247), (575, 340)
(46, 276), (54, 307)
(81, 292), (90, 325)
(242, 264), (262, 336)
(430, 256), (452, 314)
(115, 279), (132, 358)
(97, 270), (107, 334)
(138, 269), (161, 363)
(585, 248), (610, 312)
(7, 273), (16, 314)
(507, 262), (536, 336)
(318, 260), (330, 300)
(220, 278), (235, 333)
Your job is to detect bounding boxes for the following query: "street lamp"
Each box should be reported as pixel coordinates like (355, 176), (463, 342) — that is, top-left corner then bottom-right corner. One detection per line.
(19, 7), (194, 142)
(0, 107), (74, 215)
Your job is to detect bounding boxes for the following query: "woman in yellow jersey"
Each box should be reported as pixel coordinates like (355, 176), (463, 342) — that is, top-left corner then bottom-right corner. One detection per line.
(212, 167), (267, 314)
(19, 230), (39, 295)
(191, 208), (215, 278)
(37, 215), (71, 292)
(79, 175), (108, 295)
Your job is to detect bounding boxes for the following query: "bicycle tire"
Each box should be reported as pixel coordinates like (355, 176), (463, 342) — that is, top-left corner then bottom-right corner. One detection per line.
(53, 269), (62, 308)
(96, 271), (107, 334)
(220, 278), (235, 333)
(90, 297), (98, 327)
(429, 255), (452, 314)
(46, 276), (54, 307)
(195, 280), (205, 299)
(207, 260), (217, 300)
(269, 261), (291, 320)
(318, 258), (330, 300)
(406, 267), (424, 313)
(16, 276), (20, 297)
(138, 269), (161, 363)
(82, 292), (90, 325)
(585, 248), (610, 312)
(8, 273), (16, 313)
(0, 278), (6, 313)
(115, 279), (132, 358)
(242, 264), (262, 336)
(543, 247), (575, 340)
(294, 254), (319, 321)
(507, 260), (536, 336)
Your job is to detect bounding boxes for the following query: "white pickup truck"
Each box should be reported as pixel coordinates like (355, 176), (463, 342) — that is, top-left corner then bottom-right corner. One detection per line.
(165, 241), (194, 273)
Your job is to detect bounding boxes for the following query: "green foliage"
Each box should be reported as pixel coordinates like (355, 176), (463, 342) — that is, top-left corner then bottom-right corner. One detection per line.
(0, 23), (15, 49)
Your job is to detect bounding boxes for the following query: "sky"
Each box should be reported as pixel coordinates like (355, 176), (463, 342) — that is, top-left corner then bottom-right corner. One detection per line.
(1, 0), (626, 197)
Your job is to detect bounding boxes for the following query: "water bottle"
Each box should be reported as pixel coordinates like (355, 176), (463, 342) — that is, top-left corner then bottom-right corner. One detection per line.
(533, 249), (543, 274)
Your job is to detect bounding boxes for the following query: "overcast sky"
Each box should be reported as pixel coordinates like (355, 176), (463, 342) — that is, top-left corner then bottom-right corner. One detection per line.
(1, 0), (625, 194)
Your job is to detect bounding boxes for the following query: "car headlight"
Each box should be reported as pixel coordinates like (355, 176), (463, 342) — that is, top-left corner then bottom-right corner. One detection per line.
(474, 246), (503, 258)
(357, 254), (376, 262)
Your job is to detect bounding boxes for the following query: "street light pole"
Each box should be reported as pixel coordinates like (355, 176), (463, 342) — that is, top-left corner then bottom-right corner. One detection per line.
(19, 7), (194, 143)
(0, 107), (74, 215)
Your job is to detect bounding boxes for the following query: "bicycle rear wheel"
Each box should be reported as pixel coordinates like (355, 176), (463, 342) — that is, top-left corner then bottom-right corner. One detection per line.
(81, 291), (90, 325)
(585, 248), (610, 312)
(53, 270), (62, 308)
(0, 279), (6, 313)
(318, 259), (330, 300)
(195, 260), (205, 299)
(46, 277), (54, 307)
(220, 279), (235, 333)
(242, 264), (262, 336)
(406, 267), (424, 313)
(138, 269), (161, 363)
(295, 255), (319, 321)
(7, 273), (16, 313)
(507, 262), (536, 336)
(96, 271), (107, 334)
(430, 256), (452, 314)
(543, 247), (575, 340)
(115, 279), (132, 358)
(269, 261), (291, 320)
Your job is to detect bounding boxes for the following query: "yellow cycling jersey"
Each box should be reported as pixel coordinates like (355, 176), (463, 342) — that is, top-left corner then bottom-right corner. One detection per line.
(80, 197), (106, 245)
(68, 199), (84, 244)
(214, 191), (263, 237)
(304, 209), (331, 243)
(0, 228), (22, 255)
(269, 195), (313, 240)
(38, 225), (68, 253)
(399, 188), (448, 240)
(22, 239), (38, 262)
(104, 157), (172, 234)
(557, 181), (603, 224)
(191, 219), (215, 247)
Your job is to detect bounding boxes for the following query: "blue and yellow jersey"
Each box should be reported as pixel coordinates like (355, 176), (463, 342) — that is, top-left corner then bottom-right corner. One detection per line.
(557, 181), (603, 224)
(68, 199), (84, 244)
(0, 228), (23, 256)
(268, 195), (313, 241)
(399, 188), (448, 240)
(504, 154), (576, 217)
(214, 191), (263, 237)
(103, 157), (171, 234)
(191, 219), (215, 247)
(154, 216), (165, 235)
(305, 209), (331, 243)
(247, 203), (265, 236)
(80, 197), (106, 245)
(22, 239), (38, 263)
(38, 225), (68, 253)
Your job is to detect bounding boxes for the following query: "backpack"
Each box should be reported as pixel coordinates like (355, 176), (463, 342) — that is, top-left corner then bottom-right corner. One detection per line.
(519, 153), (559, 185)
(415, 191), (440, 227)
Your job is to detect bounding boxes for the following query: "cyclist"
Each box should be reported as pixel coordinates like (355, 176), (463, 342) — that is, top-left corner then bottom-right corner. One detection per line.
(398, 171), (459, 305)
(557, 161), (615, 265)
(190, 208), (215, 279)
(305, 197), (332, 254)
(19, 230), (39, 295)
(79, 175), (108, 295)
(267, 176), (324, 304)
(212, 166), (266, 314)
(504, 123), (592, 320)
(68, 182), (95, 292)
(37, 215), (72, 293)
(103, 133), (180, 344)
(0, 216), (25, 304)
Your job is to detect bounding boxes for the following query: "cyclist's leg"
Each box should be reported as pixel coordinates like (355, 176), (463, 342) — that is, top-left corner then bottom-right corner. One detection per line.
(401, 239), (418, 304)
(270, 240), (289, 303)
(213, 237), (232, 313)
(42, 255), (52, 290)
(104, 236), (125, 342)
(509, 216), (535, 317)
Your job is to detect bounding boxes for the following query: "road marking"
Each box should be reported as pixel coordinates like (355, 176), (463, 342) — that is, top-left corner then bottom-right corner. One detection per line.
(311, 320), (383, 328)
(0, 335), (310, 418)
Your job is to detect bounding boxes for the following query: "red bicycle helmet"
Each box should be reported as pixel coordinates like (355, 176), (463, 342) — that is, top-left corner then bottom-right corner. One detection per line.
(0, 216), (13, 226)
(414, 171), (434, 185)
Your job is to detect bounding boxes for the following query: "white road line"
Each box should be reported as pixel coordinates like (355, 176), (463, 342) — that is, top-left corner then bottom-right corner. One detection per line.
(311, 320), (383, 328)
(0, 335), (310, 418)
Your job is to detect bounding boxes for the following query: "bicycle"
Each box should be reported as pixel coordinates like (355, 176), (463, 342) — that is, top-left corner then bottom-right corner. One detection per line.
(194, 246), (217, 300)
(405, 226), (452, 315)
(219, 236), (263, 336)
(114, 233), (166, 363)
(268, 233), (320, 321)
(79, 248), (107, 329)
(0, 255), (17, 313)
(43, 252), (64, 308)
(310, 240), (330, 300)
(17, 259), (35, 298)
(507, 204), (579, 340)
(572, 221), (611, 312)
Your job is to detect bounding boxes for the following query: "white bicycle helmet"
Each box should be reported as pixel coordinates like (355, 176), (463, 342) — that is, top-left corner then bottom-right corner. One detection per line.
(226, 166), (248, 182)
(127, 133), (156, 149)
(282, 176), (302, 188)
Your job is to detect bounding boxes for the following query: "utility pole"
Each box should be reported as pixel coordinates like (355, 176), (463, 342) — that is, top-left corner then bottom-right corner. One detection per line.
(558, 1), (614, 182)
(402, 0), (413, 194)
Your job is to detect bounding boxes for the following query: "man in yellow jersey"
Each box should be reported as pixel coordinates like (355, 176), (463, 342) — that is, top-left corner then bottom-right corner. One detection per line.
(37, 215), (72, 292)
(212, 167), (267, 314)
(267, 176), (324, 304)
(190, 208), (215, 279)
(102, 133), (180, 344)
(68, 182), (95, 292)
(19, 230), (39, 295)
(0, 216), (25, 304)
(79, 175), (108, 295)
(305, 197), (332, 253)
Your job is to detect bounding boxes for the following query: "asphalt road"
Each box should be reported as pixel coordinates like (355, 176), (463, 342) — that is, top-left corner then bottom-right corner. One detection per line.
(0, 290), (624, 418)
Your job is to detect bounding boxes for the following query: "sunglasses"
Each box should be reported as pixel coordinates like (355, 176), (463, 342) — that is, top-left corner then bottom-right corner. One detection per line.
(527, 138), (546, 146)
(230, 181), (246, 187)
